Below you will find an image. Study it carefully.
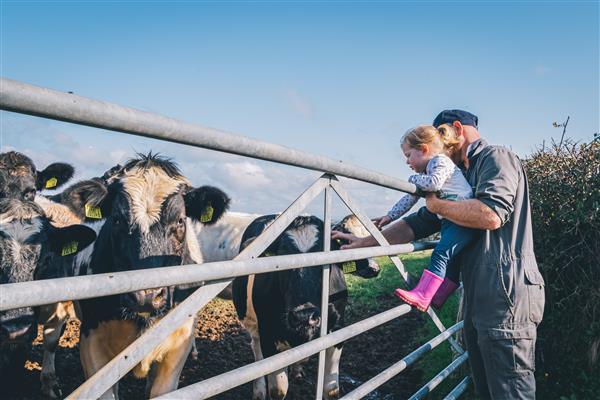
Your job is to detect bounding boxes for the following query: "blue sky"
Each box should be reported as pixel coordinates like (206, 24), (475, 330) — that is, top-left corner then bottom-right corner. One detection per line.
(1, 1), (598, 219)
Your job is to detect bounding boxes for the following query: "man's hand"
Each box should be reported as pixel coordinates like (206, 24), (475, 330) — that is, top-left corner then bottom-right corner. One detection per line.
(425, 193), (442, 214)
(372, 215), (392, 230)
(331, 230), (363, 250)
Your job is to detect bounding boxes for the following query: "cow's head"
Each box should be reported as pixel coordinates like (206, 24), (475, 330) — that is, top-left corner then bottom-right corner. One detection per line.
(0, 199), (96, 345)
(243, 216), (330, 345)
(0, 151), (74, 201)
(77, 153), (230, 323)
(332, 215), (380, 279)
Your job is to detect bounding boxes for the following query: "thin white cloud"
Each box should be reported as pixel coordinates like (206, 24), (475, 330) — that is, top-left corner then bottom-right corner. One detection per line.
(219, 161), (272, 188)
(284, 89), (314, 119)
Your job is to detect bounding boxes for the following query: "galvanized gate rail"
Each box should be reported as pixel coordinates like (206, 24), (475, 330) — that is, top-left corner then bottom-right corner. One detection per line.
(0, 78), (470, 399)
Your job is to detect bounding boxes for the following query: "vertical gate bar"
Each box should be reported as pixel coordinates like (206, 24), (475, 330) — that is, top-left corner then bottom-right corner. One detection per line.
(328, 178), (464, 355)
(316, 181), (333, 399)
(67, 175), (329, 399)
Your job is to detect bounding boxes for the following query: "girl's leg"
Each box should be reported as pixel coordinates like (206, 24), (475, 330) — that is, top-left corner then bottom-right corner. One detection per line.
(395, 220), (478, 312)
(445, 258), (461, 283)
(430, 221), (479, 309)
(428, 220), (478, 278)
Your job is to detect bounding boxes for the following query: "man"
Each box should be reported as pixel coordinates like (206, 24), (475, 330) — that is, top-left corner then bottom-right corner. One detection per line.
(332, 110), (545, 399)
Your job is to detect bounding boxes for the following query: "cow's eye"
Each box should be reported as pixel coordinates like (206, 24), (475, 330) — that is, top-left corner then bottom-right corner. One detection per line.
(177, 217), (185, 227)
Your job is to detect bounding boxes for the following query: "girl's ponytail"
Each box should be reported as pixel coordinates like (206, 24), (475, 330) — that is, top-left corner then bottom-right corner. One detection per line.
(437, 124), (461, 155)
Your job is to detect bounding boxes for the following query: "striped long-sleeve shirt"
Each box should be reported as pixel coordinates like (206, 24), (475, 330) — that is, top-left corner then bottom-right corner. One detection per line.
(387, 154), (473, 220)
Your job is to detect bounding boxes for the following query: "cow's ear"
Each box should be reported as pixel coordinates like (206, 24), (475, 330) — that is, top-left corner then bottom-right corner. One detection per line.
(50, 224), (97, 257)
(59, 179), (114, 221)
(36, 163), (75, 191)
(184, 186), (230, 225)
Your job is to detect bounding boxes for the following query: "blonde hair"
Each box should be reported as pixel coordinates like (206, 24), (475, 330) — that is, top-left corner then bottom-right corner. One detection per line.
(402, 124), (461, 155)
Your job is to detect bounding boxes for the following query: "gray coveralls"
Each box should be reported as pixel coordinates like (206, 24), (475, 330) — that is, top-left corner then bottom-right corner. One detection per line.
(405, 139), (545, 399)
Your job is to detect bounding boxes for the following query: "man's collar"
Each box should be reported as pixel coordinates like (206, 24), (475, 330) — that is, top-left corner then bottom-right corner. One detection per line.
(459, 139), (487, 171)
(467, 139), (487, 159)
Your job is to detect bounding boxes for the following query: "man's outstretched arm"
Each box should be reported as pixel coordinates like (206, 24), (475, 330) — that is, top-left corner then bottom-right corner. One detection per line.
(331, 219), (416, 249)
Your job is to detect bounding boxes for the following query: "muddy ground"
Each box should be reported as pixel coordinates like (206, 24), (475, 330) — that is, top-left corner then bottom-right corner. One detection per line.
(7, 295), (426, 399)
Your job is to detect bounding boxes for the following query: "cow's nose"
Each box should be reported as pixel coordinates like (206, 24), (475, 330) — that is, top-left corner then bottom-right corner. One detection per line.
(125, 288), (167, 309)
(288, 305), (321, 328)
(0, 315), (35, 342)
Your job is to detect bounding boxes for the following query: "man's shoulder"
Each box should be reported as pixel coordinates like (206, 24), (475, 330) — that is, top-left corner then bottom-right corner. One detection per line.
(479, 144), (520, 164)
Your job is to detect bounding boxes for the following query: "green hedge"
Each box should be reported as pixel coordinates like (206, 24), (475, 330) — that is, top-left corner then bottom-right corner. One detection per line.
(524, 138), (600, 398)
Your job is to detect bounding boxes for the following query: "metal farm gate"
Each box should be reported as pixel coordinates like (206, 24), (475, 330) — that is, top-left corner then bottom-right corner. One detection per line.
(0, 78), (470, 399)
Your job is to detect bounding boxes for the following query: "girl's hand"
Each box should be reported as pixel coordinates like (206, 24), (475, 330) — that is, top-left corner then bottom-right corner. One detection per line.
(372, 215), (392, 230)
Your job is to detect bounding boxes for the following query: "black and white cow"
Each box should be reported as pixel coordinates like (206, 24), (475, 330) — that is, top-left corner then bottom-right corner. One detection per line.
(232, 214), (370, 400)
(0, 199), (95, 392)
(33, 194), (91, 397)
(72, 153), (229, 399)
(0, 151), (74, 201)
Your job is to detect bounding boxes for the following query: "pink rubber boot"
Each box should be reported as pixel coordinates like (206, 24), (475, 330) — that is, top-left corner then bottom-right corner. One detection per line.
(431, 278), (459, 309)
(394, 270), (443, 312)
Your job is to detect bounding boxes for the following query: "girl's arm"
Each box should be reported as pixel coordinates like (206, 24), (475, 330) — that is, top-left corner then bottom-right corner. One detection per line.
(409, 155), (455, 192)
(387, 194), (419, 220)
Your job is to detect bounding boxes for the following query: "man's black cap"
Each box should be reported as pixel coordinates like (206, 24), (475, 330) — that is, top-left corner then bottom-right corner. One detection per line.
(433, 109), (478, 128)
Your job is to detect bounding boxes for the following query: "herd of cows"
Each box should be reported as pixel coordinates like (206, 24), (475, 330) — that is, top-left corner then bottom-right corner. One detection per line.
(0, 150), (382, 400)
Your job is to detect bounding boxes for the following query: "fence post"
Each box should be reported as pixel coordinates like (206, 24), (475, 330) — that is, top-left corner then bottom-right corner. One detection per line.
(316, 180), (333, 399)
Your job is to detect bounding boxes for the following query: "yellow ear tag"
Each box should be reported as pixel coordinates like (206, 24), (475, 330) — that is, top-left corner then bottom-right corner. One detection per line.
(61, 241), (78, 256)
(45, 177), (58, 189)
(200, 205), (214, 223)
(342, 261), (357, 274)
(85, 203), (103, 219)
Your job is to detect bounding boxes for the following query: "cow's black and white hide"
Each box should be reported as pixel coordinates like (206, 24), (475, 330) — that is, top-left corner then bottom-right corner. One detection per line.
(332, 215), (380, 279)
(33, 196), (89, 397)
(190, 211), (260, 302)
(232, 215), (356, 400)
(0, 151), (74, 201)
(0, 199), (95, 392)
(73, 153), (229, 399)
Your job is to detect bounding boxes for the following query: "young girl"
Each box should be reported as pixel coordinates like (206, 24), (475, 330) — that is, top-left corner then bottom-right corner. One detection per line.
(372, 125), (477, 312)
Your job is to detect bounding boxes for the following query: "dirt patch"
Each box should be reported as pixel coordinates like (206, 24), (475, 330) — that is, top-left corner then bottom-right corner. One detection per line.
(8, 295), (425, 399)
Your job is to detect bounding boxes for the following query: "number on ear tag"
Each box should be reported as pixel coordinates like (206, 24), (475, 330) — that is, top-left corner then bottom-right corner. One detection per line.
(85, 203), (103, 219)
(342, 261), (357, 274)
(45, 177), (58, 189)
(200, 205), (214, 223)
(61, 241), (78, 256)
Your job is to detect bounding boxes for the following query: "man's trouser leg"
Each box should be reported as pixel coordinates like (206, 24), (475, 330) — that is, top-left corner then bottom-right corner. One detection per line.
(466, 318), (537, 400)
(463, 317), (492, 399)
(478, 323), (537, 399)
